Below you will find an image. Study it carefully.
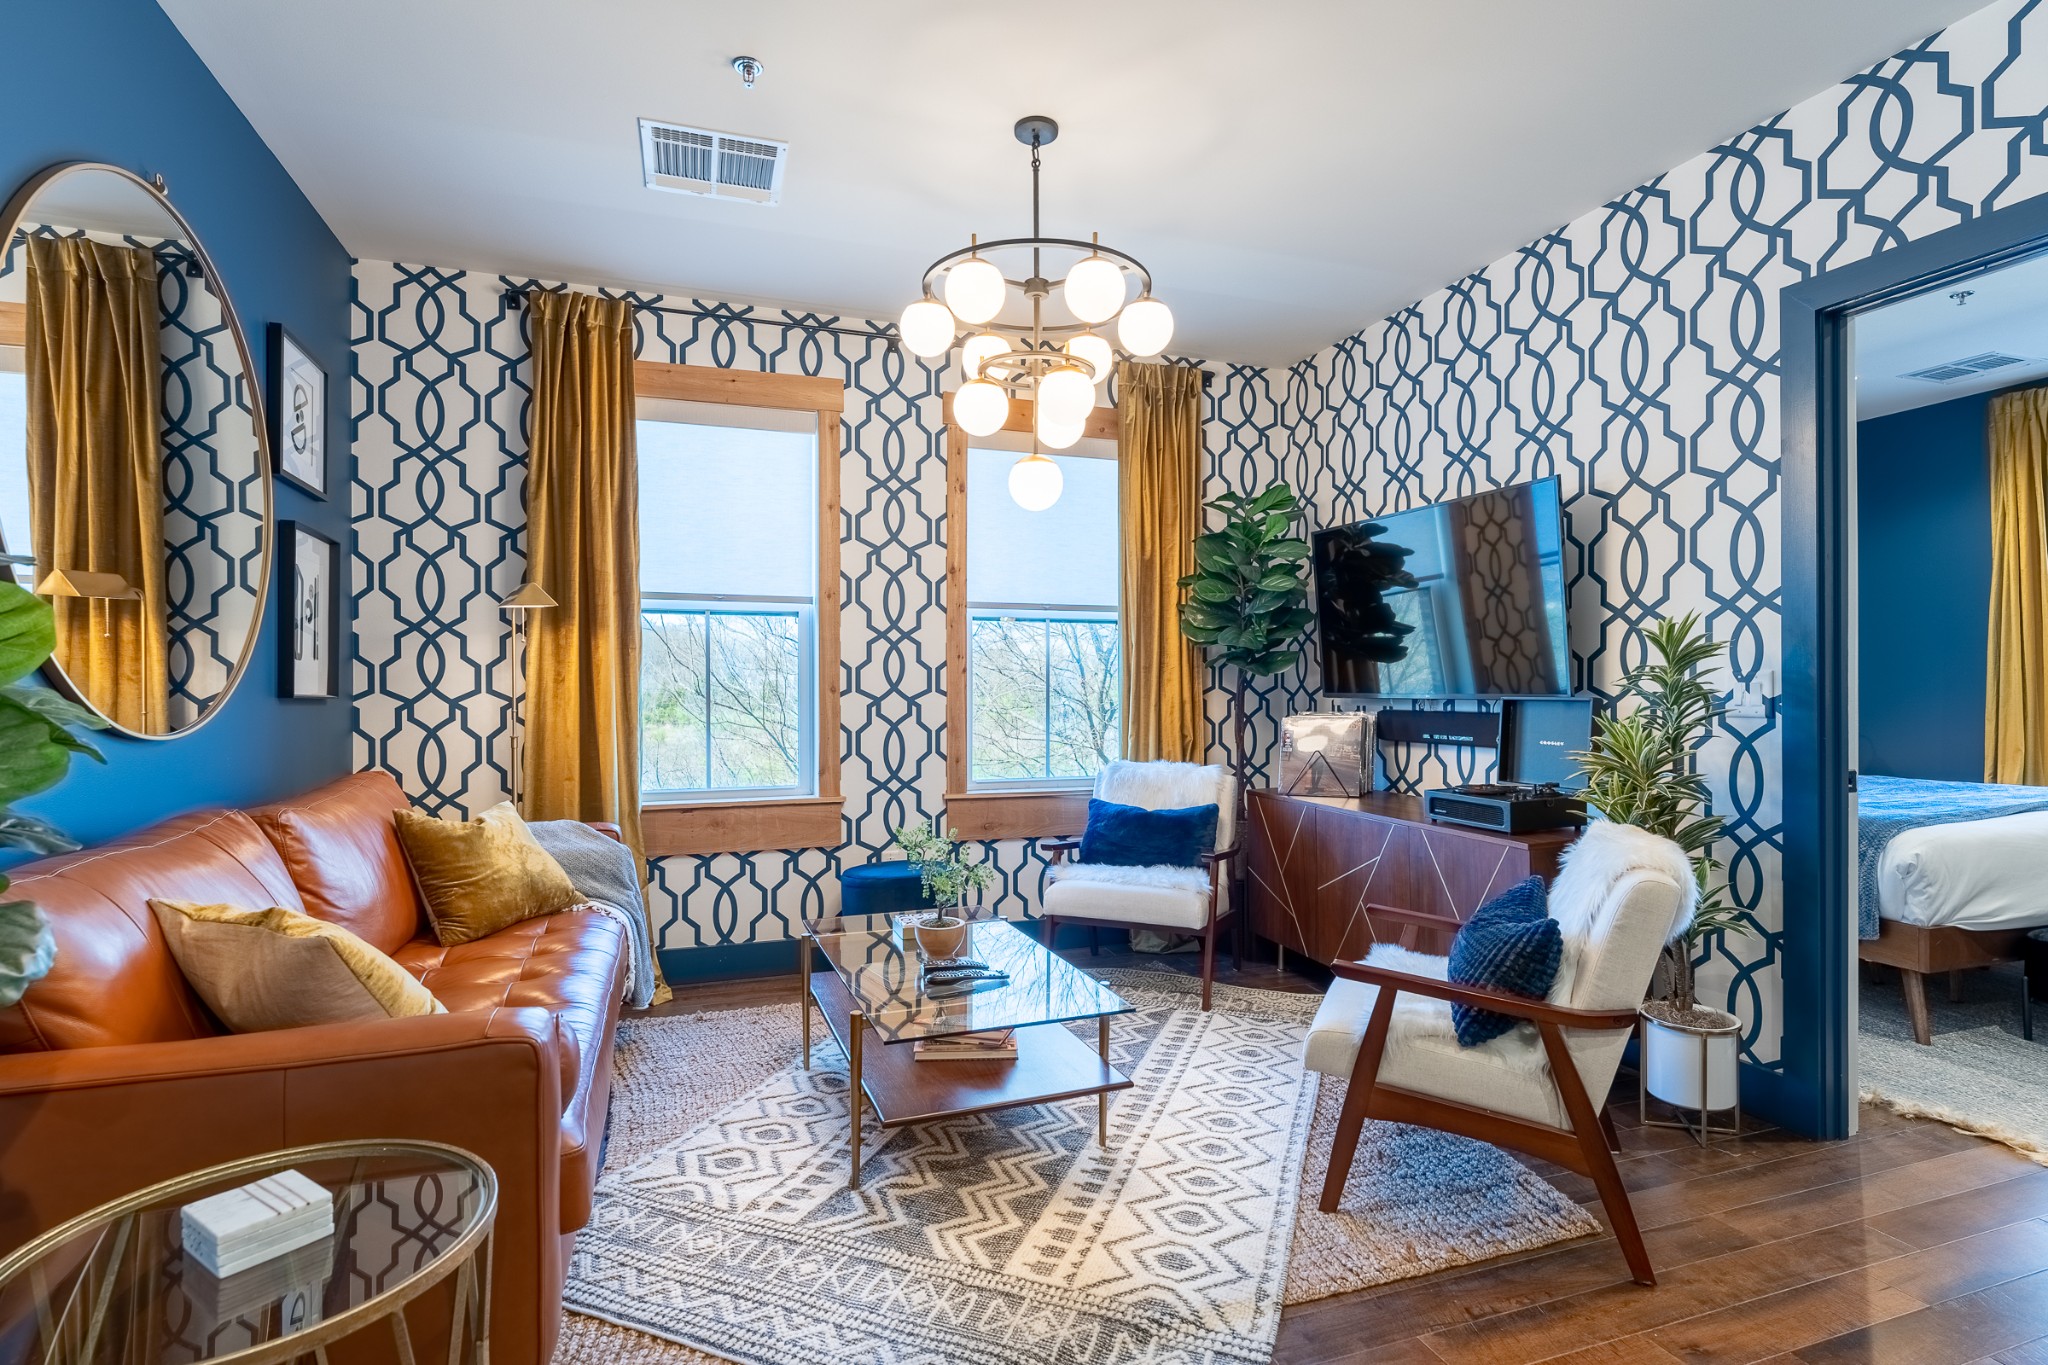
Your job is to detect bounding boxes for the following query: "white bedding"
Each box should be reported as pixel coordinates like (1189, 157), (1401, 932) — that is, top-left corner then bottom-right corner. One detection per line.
(1878, 809), (2048, 929)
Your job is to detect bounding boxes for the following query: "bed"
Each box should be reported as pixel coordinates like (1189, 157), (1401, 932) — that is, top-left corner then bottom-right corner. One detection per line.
(1858, 775), (2048, 1044)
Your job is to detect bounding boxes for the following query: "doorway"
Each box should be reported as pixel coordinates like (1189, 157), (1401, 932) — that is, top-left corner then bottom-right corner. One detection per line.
(1784, 191), (2048, 1140)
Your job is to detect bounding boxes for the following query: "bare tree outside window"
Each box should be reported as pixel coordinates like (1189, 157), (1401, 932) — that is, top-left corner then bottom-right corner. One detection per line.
(968, 612), (1119, 782)
(642, 610), (803, 794)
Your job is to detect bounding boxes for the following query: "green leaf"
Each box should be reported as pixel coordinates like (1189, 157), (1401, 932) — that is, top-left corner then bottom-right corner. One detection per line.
(1249, 483), (1295, 515)
(1261, 512), (1293, 540)
(1190, 578), (1236, 604)
(0, 812), (79, 857)
(0, 586), (55, 688)
(1257, 567), (1300, 592)
(1193, 534), (1237, 574)
(1266, 538), (1310, 562)
(3, 685), (109, 734)
(1182, 602), (1234, 631)
(0, 695), (78, 806)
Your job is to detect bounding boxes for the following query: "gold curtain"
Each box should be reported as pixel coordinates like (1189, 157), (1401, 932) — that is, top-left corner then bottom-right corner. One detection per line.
(1116, 361), (1205, 763)
(24, 235), (168, 735)
(523, 290), (670, 1001)
(1988, 386), (2048, 784)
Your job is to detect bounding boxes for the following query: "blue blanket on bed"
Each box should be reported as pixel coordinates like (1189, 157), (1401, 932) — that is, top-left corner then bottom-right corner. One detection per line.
(1857, 775), (2048, 940)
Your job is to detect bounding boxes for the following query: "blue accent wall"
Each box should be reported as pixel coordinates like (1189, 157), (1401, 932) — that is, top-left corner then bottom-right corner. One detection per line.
(1, 0), (353, 849)
(1856, 393), (1992, 784)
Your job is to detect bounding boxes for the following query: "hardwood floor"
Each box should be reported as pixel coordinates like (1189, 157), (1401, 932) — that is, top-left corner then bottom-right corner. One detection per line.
(647, 945), (2048, 1365)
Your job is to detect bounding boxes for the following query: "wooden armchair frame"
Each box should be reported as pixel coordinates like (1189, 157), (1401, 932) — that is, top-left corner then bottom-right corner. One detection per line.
(1040, 840), (1241, 1010)
(1321, 903), (1655, 1286)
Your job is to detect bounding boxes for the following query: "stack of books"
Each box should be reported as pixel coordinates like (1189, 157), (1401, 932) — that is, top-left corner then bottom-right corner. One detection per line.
(912, 1028), (1017, 1061)
(179, 1169), (335, 1278)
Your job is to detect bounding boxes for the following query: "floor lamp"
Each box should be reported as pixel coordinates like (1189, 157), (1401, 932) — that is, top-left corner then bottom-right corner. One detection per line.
(500, 581), (557, 811)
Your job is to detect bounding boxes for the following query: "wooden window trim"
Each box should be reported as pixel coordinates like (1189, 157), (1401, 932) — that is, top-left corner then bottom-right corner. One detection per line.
(638, 360), (845, 857)
(944, 393), (1120, 842)
(0, 301), (22, 349)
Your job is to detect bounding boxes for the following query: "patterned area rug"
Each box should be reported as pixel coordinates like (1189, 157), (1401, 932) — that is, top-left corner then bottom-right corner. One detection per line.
(556, 970), (1599, 1365)
(1861, 963), (2048, 1165)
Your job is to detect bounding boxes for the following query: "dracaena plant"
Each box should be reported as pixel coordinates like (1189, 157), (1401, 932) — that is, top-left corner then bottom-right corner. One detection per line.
(1177, 481), (1313, 821)
(1573, 611), (1746, 1017)
(0, 582), (108, 1007)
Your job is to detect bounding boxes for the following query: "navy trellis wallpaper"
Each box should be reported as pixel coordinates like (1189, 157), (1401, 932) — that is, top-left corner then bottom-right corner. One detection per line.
(351, 0), (2048, 1062)
(350, 259), (1301, 957)
(1289, 0), (2048, 1068)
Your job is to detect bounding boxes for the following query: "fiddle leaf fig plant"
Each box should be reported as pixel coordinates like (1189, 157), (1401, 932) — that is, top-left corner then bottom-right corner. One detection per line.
(1574, 611), (1746, 1019)
(0, 582), (108, 1007)
(1177, 481), (1313, 817)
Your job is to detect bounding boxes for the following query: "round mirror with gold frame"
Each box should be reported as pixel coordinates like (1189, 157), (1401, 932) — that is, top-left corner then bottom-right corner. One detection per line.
(0, 163), (274, 739)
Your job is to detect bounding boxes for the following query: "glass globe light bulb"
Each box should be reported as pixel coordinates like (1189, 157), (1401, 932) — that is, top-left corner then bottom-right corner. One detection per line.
(1035, 364), (1095, 427)
(1116, 296), (1174, 357)
(898, 299), (956, 358)
(1065, 332), (1114, 385)
(1035, 406), (1084, 450)
(1008, 452), (1064, 511)
(1061, 256), (1125, 325)
(952, 378), (1009, 437)
(960, 332), (1009, 382)
(944, 258), (1007, 325)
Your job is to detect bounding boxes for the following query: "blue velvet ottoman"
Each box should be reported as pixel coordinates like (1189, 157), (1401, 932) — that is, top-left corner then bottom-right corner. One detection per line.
(840, 861), (933, 918)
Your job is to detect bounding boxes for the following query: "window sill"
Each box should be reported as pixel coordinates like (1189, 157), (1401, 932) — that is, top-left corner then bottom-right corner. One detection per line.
(944, 789), (1092, 842)
(643, 795), (845, 857)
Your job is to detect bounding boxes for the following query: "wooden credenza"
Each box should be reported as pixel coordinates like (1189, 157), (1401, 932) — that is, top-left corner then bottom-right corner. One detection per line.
(1245, 789), (1580, 965)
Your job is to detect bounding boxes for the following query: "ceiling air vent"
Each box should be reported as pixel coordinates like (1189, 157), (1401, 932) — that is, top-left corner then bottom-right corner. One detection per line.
(1902, 351), (2035, 383)
(639, 119), (786, 205)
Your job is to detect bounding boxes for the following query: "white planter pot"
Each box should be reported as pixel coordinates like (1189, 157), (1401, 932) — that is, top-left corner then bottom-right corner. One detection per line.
(1642, 1011), (1741, 1111)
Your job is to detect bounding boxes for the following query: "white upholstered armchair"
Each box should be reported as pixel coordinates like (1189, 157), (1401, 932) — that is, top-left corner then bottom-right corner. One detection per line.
(1040, 760), (1239, 1010)
(1303, 820), (1696, 1285)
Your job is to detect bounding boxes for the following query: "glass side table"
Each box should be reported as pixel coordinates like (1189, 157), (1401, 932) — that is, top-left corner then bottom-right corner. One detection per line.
(0, 1139), (496, 1365)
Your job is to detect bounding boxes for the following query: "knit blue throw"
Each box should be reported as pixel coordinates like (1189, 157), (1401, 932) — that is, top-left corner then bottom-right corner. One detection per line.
(1856, 775), (2048, 940)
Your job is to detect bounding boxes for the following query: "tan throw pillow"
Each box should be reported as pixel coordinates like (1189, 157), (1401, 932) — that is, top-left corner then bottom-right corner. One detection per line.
(149, 899), (445, 1032)
(392, 801), (583, 946)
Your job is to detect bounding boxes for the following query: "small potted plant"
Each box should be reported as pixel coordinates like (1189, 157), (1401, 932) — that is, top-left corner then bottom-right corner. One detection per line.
(1575, 612), (1748, 1121)
(890, 824), (994, 957)
(0, 584), (108, 1006)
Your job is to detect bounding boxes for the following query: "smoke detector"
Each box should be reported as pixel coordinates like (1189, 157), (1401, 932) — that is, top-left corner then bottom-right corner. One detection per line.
(638, 119), (786, 205)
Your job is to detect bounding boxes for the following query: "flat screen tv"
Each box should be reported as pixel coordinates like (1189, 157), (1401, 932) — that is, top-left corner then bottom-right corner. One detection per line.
(1312, 476), (1570, 698)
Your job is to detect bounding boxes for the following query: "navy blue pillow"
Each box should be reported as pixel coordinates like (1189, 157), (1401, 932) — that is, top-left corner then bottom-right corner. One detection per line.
(1445, 876), (1562, 1047)
(1077, 799), (1219, 869)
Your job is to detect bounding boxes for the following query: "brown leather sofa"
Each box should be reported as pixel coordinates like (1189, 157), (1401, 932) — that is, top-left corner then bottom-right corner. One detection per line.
(0, 771), (628, 1365)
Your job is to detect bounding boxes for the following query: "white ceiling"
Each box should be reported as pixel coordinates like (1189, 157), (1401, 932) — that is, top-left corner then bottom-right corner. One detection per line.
(1857, 250), (2048, 419)
(162, 0), (1989, 367)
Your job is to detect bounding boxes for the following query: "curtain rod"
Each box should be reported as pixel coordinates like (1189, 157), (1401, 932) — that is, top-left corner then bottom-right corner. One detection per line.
(499, 289), (1213, 386)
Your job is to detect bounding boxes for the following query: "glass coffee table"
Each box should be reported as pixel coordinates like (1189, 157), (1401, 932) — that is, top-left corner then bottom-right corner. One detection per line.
(0, 1139), (494, 1364)
(799, 911), (1134, 1187)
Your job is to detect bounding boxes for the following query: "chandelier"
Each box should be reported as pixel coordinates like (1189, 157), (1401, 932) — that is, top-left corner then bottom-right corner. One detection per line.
(900, 115), (1174, 510)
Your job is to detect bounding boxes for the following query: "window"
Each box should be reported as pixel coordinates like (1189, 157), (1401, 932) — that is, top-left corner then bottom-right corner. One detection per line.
(637, 395), (820, 801)
(963, 439), (1120, 787)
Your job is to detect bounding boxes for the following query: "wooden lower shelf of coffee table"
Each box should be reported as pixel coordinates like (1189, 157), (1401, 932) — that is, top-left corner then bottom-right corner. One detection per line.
(809, 968), (1131, 1127)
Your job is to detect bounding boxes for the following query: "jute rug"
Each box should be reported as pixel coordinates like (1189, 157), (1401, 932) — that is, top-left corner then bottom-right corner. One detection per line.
(555, 970), (1599, 1365)
(1861, 963), (2048, 1165)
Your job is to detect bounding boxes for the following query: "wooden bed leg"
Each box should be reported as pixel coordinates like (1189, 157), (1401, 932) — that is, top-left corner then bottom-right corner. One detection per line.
(1901, 970), (1934, 1045)
(1949, 969), (1965, 1003)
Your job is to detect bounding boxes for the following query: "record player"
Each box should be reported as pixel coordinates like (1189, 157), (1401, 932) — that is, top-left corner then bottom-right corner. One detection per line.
(1422, 781), (1586, 833)
(1423, 697), (1593, 833)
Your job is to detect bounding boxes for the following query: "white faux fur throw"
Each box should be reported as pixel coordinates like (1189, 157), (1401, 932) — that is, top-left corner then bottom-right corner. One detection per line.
(1048, 862), (1212, 894)
(1094, 760), (1235, 847)
(1550, 819), (1698, 944)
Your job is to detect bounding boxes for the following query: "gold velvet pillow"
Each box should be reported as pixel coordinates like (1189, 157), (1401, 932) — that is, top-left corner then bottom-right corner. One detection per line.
(149, 899), (445, 1032)
(392, 802), (583, 946)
